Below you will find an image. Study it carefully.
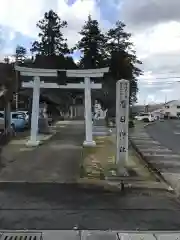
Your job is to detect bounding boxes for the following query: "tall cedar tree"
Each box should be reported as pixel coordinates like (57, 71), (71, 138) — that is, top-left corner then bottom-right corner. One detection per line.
(30, 10), (79, 112)
(75, 15), (106, 69)
(102, 21), (142, 115)
(31, 10), (69, 56)
(15, 45), (27, 63)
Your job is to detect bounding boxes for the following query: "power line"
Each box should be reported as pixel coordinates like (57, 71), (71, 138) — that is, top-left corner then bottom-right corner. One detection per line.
(139, 76), (180, 80)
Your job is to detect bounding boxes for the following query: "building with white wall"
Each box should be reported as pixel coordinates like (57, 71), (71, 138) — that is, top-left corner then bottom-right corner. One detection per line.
(151, 100), (180, 118)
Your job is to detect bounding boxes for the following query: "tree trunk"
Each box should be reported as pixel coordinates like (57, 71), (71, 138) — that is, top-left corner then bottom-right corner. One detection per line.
(4, 99), (11, 140)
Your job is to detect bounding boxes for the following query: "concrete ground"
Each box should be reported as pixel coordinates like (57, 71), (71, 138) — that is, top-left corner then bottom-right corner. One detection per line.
(0, 121), (84, 182)
(146, 120), (180, 154)
(0, 121), (180, 230)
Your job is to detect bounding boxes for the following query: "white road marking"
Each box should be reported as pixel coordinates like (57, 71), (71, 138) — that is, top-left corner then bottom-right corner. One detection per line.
(140, 148), (172, 152)
(143, 153), (180, 158)
(174, 131), (180, 134)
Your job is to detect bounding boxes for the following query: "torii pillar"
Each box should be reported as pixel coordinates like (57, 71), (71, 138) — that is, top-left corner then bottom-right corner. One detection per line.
(66, 68), (109, 147)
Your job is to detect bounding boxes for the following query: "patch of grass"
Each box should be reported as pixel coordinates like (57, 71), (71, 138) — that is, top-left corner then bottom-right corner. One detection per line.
(80, 136), (116, 180)
(80, 135), (156, 182)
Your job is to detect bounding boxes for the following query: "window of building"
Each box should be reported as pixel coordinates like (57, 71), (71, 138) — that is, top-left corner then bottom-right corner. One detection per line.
(165, 105), (169, 109)
(177, 106), (180, 109)
(177, 112), (180, 117)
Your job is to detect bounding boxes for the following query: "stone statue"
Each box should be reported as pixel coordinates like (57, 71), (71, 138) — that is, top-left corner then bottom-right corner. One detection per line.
(93, 100), (109, 135)
(94, 100), (107, 120)
(38, 102), (50, 134)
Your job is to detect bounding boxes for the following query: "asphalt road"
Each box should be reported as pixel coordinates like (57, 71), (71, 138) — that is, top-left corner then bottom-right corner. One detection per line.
(146, 120), (180, 154)
(0, 183), (180, 230)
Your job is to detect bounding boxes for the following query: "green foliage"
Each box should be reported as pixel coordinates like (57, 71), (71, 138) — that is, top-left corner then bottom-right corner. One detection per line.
(75, 15), (106, 68)
(33, 54), (76, 69)
(15, 45), (27, 63)
(129, 120), (135, 128)
(31, 10), (69, 56)
(4, 57), (10, 64)
(101, 21), (142, 111)
(76, 17), (142, 112)
(25, 11), (142, 112)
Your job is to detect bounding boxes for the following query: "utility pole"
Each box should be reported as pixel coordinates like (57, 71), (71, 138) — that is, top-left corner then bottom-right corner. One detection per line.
(15, 60), (19, 111)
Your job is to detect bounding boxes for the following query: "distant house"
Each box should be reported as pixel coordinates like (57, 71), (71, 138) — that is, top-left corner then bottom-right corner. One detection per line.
(132, 103), (164, 116)
(150, 100), (180, 118)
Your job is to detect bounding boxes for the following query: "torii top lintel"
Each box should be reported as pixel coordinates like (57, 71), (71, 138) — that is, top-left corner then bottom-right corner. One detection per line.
(15, 65), (109, 78)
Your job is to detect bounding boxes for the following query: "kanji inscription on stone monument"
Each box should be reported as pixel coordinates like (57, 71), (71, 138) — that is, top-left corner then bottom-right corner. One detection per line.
(116, 79), (130, 166)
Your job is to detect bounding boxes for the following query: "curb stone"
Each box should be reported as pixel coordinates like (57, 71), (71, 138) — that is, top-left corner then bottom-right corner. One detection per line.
(1, 230), (180, 239)
(130, 125), (175, 194)
(130, 139), (173, 189)
(77, 178), (122, 192)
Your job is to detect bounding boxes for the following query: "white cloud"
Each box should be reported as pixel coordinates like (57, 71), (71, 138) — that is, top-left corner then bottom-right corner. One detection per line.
(121, 0), (180, 30)
(1, 0), (179, 104)
(9, 31), (16, 41)
(130, 20), (180, 103)
(0, 0), (102, 48)
(120, 0), (180, 104)
(133, 21), (180, 61)
(57, 0), (101, 47)
(160, 89), (173, 93)
(0, 0), (46, 36)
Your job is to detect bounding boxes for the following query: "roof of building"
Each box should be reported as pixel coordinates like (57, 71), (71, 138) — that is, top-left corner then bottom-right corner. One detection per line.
(164, 99), (180, 105)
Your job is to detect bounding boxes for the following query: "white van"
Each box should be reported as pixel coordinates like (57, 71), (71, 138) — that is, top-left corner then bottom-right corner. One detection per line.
(135, 113), (155, 122)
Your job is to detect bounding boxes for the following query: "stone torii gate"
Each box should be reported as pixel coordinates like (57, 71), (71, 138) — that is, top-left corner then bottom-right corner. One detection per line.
(15, 65), (109, 147)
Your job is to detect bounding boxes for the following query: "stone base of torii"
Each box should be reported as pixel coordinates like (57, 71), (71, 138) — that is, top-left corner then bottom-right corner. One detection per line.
(15, 65), (109, 147)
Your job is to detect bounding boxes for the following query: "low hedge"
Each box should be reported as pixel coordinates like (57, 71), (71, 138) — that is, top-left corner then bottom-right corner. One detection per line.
(129, 120), (135, 128)
(107, 118), (135, 128)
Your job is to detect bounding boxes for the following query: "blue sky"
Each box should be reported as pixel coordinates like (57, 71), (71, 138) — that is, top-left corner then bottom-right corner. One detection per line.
(1, 0), (180, 104)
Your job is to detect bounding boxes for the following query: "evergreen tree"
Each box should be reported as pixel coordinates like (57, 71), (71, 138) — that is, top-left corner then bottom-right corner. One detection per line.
(105, 21), (132, 56)
(29, 10), (79, 111)
(15, 45), (27, 63)
(31, 10), (69, 56)
(75, 15), (106, 68)
(102, 21), (142, 114)
(4, 56), (10, 64)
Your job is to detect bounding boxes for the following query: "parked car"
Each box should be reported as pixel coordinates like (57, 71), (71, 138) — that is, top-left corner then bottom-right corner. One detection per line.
(17, 111), (29, 122)
(135, 113), (155, 122)
(0, 111), (27, 131)
(13, 112), (30, 129)
(17, 111), (29, 128)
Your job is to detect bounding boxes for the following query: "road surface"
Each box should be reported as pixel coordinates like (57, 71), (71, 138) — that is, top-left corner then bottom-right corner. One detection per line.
(146, 120), (180, 154)
(0, 183), (180, 230)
